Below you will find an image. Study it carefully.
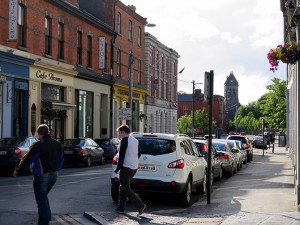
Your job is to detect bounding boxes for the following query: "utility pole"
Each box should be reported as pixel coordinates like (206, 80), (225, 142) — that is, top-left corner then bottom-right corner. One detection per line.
(235, 105), (238, 133)
(192, 80), (195, 138)
(128, 53), (134, 130)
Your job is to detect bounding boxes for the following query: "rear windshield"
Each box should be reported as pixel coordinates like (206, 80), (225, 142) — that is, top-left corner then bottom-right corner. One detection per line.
(62, 139), (85, 146)
(212, 142), (225, 151)
(137, 138), (176, 156)
(95, 139), (110, 145)
(0, 137), (26, 146)
(228, 136), (246, 144)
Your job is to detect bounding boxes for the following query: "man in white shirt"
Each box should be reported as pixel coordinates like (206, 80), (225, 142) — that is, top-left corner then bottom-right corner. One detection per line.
(114, 125), (146, 215)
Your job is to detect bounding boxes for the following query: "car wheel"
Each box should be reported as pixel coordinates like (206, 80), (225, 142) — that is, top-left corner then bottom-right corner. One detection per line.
(180, 178), (192, 207)
(99, 155), (106, 165)
(216, 167), (222, 181)
(196, 171), (207, 195)
(111, 185), (119, 203)
(227, 165), (233, 177)
(86, 156), (91, 167)
(247, 155), (251, 162)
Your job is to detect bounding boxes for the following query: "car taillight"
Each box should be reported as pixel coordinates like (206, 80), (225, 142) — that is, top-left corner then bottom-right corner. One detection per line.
(13, 147), (23, 157)
(202, 144), (208, 152)
(77, 148), (84, 155)
(168, 159), (184, 169)
(219, 155), (229, 159)
(112, 158), (118, 165)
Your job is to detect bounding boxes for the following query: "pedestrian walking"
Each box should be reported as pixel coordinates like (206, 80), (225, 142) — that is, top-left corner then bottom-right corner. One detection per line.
(114, 125), (146, 215)
(13, 124), (64, 225)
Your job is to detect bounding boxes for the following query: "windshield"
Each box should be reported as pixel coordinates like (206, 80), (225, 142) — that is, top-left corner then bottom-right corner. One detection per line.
(137, 138), (176, 156)
(228, 136), (246, 144)
(0, 137), (26, 146)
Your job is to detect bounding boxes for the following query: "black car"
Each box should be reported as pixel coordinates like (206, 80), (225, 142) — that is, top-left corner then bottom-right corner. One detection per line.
(94, 138), (119, 160)
(0, 136), (38, 172)
(62, 138), (105, 167)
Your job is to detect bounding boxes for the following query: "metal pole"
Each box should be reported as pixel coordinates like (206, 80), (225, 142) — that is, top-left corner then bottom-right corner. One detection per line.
(192, 80), (195, 138)
(235, 105), (238, 133)
(262, 119), (265, 157)
(207, 70), (214, 204)
(128, 53), (134, 130)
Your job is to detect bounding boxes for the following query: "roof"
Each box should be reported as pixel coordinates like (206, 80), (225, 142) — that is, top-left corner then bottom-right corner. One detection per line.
(224, 72), (238, 86)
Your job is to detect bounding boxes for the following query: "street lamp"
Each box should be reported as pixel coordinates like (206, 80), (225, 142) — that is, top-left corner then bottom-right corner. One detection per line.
(128, 23), (156, 130)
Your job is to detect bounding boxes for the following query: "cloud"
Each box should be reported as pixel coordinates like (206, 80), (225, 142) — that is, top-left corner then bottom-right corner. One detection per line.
(221, 32), (242, 44)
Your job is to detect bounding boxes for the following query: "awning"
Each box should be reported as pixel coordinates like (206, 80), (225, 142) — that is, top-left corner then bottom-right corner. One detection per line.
(42, 100), (76, 111)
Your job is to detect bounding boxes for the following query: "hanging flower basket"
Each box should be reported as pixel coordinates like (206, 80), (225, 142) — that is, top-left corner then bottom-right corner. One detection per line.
(267, 43), (300, 72)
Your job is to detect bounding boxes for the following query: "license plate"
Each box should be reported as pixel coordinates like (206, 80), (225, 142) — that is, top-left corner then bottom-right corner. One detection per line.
(0, 151), (7, 155)
(64, 151), (73, 154)
(138, 165), (156, 171)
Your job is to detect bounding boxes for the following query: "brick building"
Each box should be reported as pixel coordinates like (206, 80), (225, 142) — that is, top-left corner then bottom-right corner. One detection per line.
(0, 0), (115, 139)
(177, 90), (226, 134)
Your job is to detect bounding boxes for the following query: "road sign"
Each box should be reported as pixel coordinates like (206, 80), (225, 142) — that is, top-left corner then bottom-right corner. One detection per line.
(119, 108), (132, 120)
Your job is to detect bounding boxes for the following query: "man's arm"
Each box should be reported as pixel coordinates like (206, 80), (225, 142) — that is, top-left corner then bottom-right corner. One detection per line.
(114, 137), (128, 173)
(14, 141), (39, 176)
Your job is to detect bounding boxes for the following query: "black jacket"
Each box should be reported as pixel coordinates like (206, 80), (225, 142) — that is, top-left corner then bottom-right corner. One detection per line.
(15, 135), (64, 175)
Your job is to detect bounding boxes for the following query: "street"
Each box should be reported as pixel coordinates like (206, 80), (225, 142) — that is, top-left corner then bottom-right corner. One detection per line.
(0, 144), (299, 225)
(0, 163), (208, 225)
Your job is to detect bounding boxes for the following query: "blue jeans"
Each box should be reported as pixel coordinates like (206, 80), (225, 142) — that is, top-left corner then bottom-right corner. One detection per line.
(33, 172), (58, 225)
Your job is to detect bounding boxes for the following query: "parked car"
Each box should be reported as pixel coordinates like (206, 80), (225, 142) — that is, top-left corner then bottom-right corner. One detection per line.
(62, 138), (105, 167)
(257, 133), (270, 145)
(212, 140), (238, 177)
(235, 140), (248, 164)
(252, 136), (268, 149)
(214, 139), (244, 170)
(227, 135), (253, 162)
(0, 136), (38, 172)
(111, 133), (208, 207)
(94, 138), (119, 160)
(192, 138), (223, 181)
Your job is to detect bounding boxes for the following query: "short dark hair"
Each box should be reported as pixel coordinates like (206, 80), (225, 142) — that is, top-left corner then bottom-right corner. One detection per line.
(37, 124), (49, 136)
(116, 125), (130, 134)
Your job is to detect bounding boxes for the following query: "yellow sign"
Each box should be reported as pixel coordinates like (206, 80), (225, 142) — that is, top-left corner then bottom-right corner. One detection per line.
(0, 75), (7, 83)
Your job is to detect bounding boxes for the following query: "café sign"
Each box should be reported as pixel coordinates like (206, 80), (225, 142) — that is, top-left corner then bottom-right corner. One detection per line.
(35, 70), (63, 83)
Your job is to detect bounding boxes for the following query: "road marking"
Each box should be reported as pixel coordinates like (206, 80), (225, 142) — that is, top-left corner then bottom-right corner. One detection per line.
(53, 215), (69, 225)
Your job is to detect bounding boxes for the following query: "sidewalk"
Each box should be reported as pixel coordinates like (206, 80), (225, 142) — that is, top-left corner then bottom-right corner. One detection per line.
(81, 144), (300, 225)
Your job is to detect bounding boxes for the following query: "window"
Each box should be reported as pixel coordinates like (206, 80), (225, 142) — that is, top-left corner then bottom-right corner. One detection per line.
(75, 90), (94, 138)
(17, 5), (26, 47)
(117, 49), (121, 77)
(77, 31), (82, 65)
(45, 17), (52, 55)
(138, 59), (141, 84)
(87, 35), (92, 68)
(58, 22), (64, 59)
(138, 26), (141, 46)
(128, 20), (133, 41)
(117, 13), (121, 34)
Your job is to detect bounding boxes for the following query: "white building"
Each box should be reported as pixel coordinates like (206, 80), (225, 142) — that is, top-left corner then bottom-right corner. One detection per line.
(144, 33), (179, 134)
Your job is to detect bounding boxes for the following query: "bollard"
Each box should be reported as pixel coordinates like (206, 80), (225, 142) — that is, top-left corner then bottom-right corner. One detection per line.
(272, 143), (274, 153)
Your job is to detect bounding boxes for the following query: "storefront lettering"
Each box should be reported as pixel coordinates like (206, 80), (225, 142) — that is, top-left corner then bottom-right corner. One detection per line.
(117, 89), (140, 98)
(36, 70), (63, 83)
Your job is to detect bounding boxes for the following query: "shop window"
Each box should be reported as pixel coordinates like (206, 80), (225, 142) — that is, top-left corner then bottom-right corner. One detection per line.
(58, 22), (64, 59)
(45, 17), (52, 55)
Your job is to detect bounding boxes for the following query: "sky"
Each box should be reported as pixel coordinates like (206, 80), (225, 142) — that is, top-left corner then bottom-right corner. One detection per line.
(121, 0), (286, 105)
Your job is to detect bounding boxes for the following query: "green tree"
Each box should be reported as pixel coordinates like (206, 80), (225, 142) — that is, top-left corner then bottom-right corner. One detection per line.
(194, 108), (210, 134)
(177, 115), (192, 134)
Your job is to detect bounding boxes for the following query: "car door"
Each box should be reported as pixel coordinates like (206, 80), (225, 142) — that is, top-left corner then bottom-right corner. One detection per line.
(91, 139), (103, 161)
(85, 139), (94, 161)
(189, 139), (206, 181)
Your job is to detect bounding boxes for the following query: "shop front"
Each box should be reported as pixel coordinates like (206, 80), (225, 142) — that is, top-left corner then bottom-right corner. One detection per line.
(0, 50), (34, 138)
(74, 72), (113, 139)
(113, 82), (147, 135)
(29, 62), (76, 141)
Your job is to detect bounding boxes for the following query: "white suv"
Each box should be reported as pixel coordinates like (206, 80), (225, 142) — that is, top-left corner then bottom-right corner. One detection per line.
(111, 133), (207, 207)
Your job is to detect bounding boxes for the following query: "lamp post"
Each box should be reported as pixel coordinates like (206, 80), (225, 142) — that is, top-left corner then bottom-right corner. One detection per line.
(192, 80), (203, 137)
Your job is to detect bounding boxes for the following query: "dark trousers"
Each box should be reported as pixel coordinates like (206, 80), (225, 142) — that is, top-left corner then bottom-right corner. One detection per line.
(33, 172), (58, 225)
(118, 167), (144, 210)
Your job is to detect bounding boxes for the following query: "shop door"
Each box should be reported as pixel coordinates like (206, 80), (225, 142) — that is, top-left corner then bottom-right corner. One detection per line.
(41, 109), (65, 142)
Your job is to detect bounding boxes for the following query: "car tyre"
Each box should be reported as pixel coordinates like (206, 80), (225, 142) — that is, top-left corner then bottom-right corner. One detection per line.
(217, 167), (223, 181)
(111, 185), (119, 203)
(86, 156), (92, 167)
(180, 178), (192, 207)
(226, 165), (233, 177)
(99, 155), (106, 165)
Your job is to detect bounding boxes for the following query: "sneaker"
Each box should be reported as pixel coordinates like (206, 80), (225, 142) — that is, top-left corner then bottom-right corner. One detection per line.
(137, 204), (146, 216)
(115, 208), (124, 214)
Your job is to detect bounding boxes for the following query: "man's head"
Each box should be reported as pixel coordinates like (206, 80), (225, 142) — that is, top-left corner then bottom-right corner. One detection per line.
(116, 125), (130, 139)
(37, 124), (50, 138)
